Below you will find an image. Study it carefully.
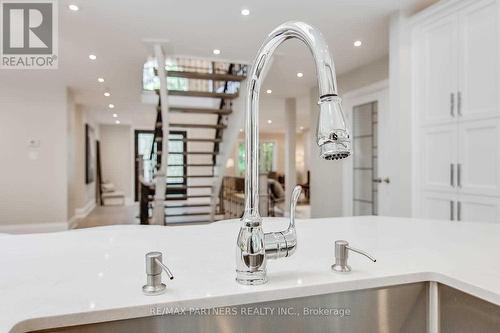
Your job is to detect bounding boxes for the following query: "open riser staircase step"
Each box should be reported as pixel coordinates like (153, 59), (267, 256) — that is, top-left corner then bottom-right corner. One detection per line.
(166, 70), (245, 82)
(167, 90), (238, 99)
(169, 106), (232, 115)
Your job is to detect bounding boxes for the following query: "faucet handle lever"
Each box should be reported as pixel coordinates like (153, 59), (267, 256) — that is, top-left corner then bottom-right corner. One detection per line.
(289, 185), (302, 227)
(332, 240), (376, 273)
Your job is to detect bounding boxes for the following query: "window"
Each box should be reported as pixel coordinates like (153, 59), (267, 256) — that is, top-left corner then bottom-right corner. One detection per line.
(237, 141), (276, 176)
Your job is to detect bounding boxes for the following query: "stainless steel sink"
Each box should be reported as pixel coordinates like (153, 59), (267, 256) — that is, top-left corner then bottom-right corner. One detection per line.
(31, 282), (500, 333)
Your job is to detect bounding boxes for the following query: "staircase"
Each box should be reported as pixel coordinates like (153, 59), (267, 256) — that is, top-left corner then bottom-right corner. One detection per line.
(150, 59), (247, 224)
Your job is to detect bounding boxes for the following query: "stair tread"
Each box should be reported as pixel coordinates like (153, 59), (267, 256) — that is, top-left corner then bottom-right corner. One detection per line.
(170, 123), (227, 129)
(169, 138), (222, 143)
(167, 185), (212, 189)
(166, 211), (211, 217)
(166, 194), (212, 199)
(165, 203), (211, 208)
(170, 106), (232, 115)
(167, 90), (239, 99)
(166, 70), (245, 82)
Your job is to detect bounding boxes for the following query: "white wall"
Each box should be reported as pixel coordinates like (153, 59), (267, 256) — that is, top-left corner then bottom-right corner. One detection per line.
(338, 57), (389, 94)
(67, 101), (99, 224)
(0, 73), (68, 226)
(99, 124), (133, 202)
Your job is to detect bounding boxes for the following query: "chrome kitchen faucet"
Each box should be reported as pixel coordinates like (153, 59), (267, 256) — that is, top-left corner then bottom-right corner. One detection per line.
(236, 21), (351, 285)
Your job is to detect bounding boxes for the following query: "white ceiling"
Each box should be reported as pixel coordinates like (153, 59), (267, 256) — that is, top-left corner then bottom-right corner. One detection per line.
(56, 0), (438, 127)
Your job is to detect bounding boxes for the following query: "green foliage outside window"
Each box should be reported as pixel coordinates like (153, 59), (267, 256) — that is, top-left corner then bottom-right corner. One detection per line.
(237, 142), (276, 176)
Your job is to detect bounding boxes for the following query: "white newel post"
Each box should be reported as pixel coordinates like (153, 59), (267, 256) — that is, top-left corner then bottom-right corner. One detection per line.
(152, 44), (170, 225)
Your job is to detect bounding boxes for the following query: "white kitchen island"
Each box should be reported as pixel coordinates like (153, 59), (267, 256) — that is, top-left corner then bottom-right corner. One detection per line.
(1, 216), (500, 332)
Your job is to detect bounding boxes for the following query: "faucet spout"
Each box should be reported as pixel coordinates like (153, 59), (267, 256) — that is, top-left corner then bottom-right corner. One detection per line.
(236, 21), (351, 285)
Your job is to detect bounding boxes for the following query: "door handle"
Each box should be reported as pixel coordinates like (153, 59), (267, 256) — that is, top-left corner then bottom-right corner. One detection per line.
(450, 201), (455, 221)
(373, 178), (390, 184)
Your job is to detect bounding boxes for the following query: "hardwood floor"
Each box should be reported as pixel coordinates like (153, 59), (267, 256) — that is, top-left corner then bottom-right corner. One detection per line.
(74, 204), (139, 229)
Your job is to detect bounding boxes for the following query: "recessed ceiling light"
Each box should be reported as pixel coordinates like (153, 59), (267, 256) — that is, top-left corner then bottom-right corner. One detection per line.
(104, 92), (110, 97)
(354, 40), (362, 47)
(108, 104), (115, 109)
(266, 89), (272, 94)
(213, 49), (221, 55)
(112, 113), (118, 118)
(68, 4), (79, 11)
(89, 54), (97, 60)
(241, 8), (250, 16)
(296, 72), (303, 78)
(267, 120), (272, 124)
(97, 77), (104, 83)
(299, 126), (304, 131)
(239, 128), (243, 132)
(115, 120), (120, 124)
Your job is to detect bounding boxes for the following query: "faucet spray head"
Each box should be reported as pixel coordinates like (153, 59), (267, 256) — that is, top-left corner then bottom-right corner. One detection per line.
(316, 94), (351, 160)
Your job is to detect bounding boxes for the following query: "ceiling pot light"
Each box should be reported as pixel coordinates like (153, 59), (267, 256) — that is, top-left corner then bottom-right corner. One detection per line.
(266, 89), (272, 94)
(213, 49), (221, 55)
(112, 113), (118, 118)
(267, 120), (272, 124)
(115, 120), (120, 124)
(239, 128), (243, 132)
(97, 77), (104, 83)
(296, 72), (303, 78)
(68, 4), (79, 11)
(104, 92), (110, 97)
(299, 126), (304, 131)
(89, 54), (97, 60)
(354, 40), (362, 47)
(108, 104), (115, 109)
(241, 8), (250, 16)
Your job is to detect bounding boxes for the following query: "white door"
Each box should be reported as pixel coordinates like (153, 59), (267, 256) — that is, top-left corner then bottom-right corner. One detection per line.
(420, 191), (457, 221)
(457, 118), (500, 197)
(457, 194), (500, 223)
(420, 124), (458, 192)
(420, 14), (459, 126)
(458, 0), (499, 121)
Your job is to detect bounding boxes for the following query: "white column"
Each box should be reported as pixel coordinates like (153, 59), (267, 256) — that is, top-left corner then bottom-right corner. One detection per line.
(285, 98), (297, 212)
(152, 44), (169, 225)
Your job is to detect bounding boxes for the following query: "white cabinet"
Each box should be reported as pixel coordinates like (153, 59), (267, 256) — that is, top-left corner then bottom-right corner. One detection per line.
(458, 118), (500, 196)
(420, 15), (458, 126)
(421, 191), (457, 221)
(420, 124), (457, 192)
(413, 0), (500, 223)
(458, 0), (500, 121)
(457, 194), (500, 223)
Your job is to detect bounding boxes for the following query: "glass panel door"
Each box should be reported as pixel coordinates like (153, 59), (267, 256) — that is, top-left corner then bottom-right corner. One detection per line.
(352, 102), (378, 215)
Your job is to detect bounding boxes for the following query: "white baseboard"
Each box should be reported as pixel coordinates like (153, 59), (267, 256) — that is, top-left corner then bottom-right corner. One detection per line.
(68, 201), (96, 229)
(0, 222), (68, 235)
(75, 201), (96, 218)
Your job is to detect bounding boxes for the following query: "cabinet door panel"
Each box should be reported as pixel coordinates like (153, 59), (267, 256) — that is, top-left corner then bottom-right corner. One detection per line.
(458, 118), (500, 196)
(420, 191), (456, 221)
(458, 0), (499, 120)
(421, 124), (458, 192)
(420, 15), (458, 126)
(458, 194), (500, 223)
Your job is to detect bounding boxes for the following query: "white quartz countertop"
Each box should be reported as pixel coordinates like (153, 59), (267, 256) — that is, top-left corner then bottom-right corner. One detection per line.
(2, 216), (500, 332)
